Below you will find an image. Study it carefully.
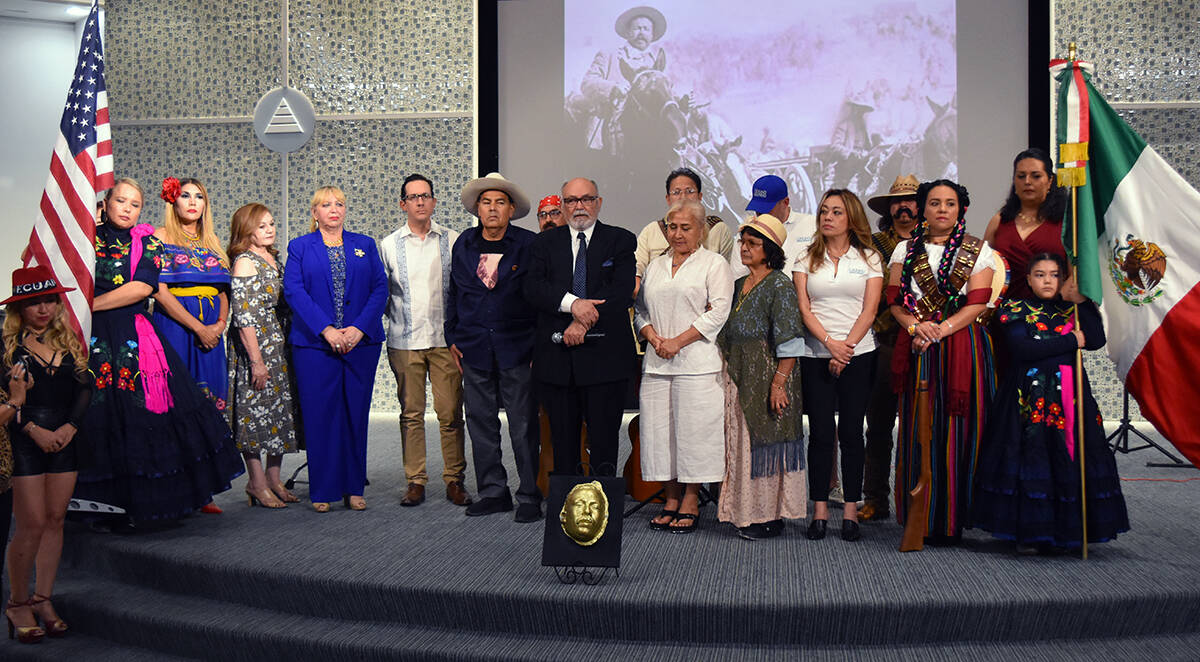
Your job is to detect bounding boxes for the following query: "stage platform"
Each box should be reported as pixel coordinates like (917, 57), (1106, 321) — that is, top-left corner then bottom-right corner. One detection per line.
(10, 414), (1200, 661)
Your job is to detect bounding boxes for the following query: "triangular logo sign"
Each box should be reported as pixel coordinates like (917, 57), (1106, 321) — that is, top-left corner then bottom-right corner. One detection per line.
(265, 98), (304, 134)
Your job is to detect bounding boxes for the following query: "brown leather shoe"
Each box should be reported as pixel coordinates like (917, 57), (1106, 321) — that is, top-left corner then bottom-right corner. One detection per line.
(400, 483), (425, 507)
(445, 481), (473, 506)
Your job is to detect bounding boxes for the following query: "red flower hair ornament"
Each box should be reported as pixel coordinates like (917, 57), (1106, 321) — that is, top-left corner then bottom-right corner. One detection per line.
(160, 177), (181, 204)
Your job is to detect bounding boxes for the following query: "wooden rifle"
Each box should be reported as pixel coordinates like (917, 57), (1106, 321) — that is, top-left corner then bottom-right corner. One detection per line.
(900, 370), (933, 552)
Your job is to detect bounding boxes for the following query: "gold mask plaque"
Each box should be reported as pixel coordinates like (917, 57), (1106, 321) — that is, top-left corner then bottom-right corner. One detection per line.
(559, 480), (609, 546)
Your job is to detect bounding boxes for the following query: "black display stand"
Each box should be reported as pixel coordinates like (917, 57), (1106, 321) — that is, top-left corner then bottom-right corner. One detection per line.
(1107, 387), (1194, 468)
(542, 475), (625, 585)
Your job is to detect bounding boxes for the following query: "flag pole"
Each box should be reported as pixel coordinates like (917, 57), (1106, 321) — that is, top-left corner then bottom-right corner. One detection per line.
(1066, 42), (1089, 560)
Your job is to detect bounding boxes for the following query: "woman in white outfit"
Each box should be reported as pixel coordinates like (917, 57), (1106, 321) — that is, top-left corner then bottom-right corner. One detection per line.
(636, 199), (733, 534)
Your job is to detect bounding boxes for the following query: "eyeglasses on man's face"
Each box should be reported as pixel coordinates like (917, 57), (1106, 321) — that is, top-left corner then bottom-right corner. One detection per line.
(562, 195), (599, 206)
(668, 187), (698, 197)
(403, 193), (434, 202)
(536, 209), (562, 220)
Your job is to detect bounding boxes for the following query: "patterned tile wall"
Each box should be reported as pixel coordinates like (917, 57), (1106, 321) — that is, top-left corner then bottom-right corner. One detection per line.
(1054, 1), (1200, 423)
(285, 117), (475, 242)
(1117, 108), (1200, 189)
(288, 0), (474, 114)
(105, 0), (282, 120)
(107, 0), (477, 413)
(111, 123), (283, 243)
(286, 117), (475, 412)
(1053, 0), (1200, 103)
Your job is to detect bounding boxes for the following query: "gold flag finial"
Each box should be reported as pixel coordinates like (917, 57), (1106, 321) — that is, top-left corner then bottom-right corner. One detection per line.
(1069, 42), (1077, 61)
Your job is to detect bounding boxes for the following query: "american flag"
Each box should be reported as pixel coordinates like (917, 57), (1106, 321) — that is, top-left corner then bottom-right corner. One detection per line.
(25, 0), (112, 344)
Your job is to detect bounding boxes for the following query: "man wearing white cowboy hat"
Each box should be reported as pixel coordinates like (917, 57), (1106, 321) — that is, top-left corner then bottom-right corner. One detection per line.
(444, 172), (542, 522)
(859, 174), (919, 522)
(571, 5), (669, 151)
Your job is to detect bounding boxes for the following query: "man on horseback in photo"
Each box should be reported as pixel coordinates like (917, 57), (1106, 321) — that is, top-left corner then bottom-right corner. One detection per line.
(571, 6), (669, 152)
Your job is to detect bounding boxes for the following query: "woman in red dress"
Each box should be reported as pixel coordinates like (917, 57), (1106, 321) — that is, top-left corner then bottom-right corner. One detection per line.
(983, 148), (1068, 302)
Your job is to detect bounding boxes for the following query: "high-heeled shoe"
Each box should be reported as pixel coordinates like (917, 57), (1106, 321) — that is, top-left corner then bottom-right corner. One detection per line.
(28, 594), (67, 637)
(312, 502), (330, 513)
(5, 600), (45, 644)
(841, 519), (861, 542)
(268, 482), (301, 503)
(246, 487), (286, 509)
(806, 519), (828, 540)
(344, 495), (367, 511)
(200, 502), (223, 514)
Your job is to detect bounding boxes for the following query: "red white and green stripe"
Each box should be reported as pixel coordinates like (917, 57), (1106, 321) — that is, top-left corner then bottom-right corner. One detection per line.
(1053, 60), (1200, 468)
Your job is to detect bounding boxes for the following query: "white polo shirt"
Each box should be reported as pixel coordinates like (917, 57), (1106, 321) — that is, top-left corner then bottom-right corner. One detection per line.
(797, 246), (884, 357)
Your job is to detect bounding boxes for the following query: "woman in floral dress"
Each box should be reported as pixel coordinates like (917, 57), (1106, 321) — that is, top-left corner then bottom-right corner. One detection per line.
(226, 203), (300, 509)
(75, 178), (242, 525)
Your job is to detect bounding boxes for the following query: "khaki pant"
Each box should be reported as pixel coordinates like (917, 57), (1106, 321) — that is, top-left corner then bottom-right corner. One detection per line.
(387, 347), (466, 485)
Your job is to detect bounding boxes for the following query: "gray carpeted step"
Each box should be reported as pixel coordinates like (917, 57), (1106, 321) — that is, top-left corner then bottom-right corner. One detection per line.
(59, 510), (1200, 649)
(33, 574), (1200, 662)
(47, 418), (1200, 653)
(3, 630), (195, 661)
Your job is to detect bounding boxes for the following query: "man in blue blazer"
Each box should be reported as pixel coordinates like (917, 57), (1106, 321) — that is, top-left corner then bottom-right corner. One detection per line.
(445, 173), (542, 522)
(525, 177), (637, 480)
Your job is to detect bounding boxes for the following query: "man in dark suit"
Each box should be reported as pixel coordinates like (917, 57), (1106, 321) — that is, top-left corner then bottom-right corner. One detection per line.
(525, 177), (637, 478)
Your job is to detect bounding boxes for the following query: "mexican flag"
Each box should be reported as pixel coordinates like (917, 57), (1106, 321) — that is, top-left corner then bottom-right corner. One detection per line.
(1053, 59), (1200, 468)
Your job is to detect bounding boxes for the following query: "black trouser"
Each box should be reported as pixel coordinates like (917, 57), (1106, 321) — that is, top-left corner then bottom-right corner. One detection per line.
(862, 341), (898, 507)
(541, 379), (627, 477)
(802, 351), (876, 503)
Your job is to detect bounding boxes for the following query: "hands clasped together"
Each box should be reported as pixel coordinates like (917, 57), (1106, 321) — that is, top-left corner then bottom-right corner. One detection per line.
(322, 325), (365, 355)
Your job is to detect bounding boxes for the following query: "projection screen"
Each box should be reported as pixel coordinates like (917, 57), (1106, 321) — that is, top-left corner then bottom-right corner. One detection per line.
(498, 0), (1034, 238)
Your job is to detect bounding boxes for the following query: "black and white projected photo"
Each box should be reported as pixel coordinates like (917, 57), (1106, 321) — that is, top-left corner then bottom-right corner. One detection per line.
(562, 0), (957, 223)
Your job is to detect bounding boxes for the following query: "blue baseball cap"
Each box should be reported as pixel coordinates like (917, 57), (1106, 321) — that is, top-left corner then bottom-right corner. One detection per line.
(746, 175), (787, 214)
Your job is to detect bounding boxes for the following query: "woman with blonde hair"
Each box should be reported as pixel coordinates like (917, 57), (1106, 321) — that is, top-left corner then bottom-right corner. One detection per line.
(794, 189), (883, 542)
(227, 203), (301, 508)
(283, 187), (386, 512)
(75, 178), (242, 530)
(152, 178), (232, 408)
(0, 266), (88, 643)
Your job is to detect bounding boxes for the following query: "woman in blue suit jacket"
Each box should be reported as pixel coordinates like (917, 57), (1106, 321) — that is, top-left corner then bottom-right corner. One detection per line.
(283, 186), (387, 512)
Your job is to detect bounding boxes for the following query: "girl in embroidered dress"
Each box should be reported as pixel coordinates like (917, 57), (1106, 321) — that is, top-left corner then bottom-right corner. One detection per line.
(886, 180), (996, 545)
(973, 253), (1129, 553)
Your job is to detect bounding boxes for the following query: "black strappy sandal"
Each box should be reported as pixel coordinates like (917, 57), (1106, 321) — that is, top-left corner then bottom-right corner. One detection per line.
(669, 512), (698, 534)
(649, 509), (678, 530)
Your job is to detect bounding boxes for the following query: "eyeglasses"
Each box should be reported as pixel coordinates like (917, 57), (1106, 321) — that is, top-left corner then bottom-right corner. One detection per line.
(536, 209), (562, 220)
(668, 187), (698, 197)
(403, 193), (434, 202)
(562, 195), (599, 206)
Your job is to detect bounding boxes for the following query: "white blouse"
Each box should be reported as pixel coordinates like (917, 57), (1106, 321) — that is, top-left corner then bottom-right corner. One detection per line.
(635, 247), (734, 375)
(888, 239), (996, 300)
(798, 247), (884, 357)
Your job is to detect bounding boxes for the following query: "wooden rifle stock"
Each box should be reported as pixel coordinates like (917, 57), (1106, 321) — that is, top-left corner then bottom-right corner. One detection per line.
(900, 376), (933, 552)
